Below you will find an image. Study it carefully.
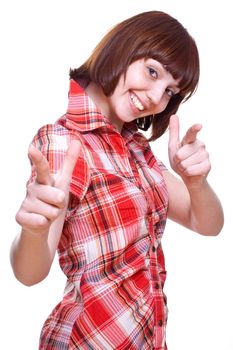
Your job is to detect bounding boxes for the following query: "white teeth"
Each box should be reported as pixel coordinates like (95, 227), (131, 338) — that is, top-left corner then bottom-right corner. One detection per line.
(130, 93), (144, 111)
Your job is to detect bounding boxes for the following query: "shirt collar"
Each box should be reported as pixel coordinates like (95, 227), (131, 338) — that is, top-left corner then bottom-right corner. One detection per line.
(60, 79), (139, 142)
(61, 79), (114, 132)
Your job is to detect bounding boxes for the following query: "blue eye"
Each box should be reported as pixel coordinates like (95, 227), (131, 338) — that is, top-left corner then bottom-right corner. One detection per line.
(148, 67), (158, 78)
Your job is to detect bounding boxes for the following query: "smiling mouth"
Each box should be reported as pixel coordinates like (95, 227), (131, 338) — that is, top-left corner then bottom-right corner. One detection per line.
(130, 93), (144, 111)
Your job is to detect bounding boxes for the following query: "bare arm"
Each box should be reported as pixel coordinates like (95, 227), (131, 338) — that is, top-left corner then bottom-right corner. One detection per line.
(165, 115), (224, 236)
(163, 171), (223, 235)
(10, 141), (81, 286)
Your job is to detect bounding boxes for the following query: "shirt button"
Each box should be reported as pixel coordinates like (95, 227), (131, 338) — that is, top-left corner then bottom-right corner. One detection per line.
(158, 320), (163, 327)
(155, 282), (160, 289)
(152, 245), (156, 252)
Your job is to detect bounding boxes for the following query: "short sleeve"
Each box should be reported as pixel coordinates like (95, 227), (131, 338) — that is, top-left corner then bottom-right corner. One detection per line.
(29, 123), (90, 204)
(155, 157), (168, 172)
(31, 124), (71, 176)
(133, 131), (168, 173)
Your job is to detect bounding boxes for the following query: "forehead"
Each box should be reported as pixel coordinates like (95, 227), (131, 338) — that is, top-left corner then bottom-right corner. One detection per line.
(146, 57), (179, 76)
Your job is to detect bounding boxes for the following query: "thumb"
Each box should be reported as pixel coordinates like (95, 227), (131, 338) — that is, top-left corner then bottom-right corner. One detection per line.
(168, 114), (180, 153)
(56, 140), (82, 191)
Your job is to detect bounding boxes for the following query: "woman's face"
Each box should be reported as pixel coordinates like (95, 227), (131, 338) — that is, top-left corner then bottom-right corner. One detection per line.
(106, 58), (180, 131)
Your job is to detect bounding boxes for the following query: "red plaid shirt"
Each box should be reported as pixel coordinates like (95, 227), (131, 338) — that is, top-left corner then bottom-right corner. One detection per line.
(32, 80), (169, 349)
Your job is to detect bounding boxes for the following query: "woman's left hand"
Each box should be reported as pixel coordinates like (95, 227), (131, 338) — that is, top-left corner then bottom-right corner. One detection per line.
(168, 114), (211, 189)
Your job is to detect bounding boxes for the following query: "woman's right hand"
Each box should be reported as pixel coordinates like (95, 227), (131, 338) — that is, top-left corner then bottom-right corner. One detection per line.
(11, 139), (81, 285)
(15, 140), (81, 236)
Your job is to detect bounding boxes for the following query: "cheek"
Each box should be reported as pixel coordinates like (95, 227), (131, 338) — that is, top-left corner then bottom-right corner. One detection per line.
(108, 93), (126, 116)
(124, 68), (145, 89)
(155, 99), (170, 114)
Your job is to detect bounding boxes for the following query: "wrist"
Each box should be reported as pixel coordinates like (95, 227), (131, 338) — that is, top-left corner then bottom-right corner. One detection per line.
(21, 227), (50, 241)
(182, 175), (209, 192)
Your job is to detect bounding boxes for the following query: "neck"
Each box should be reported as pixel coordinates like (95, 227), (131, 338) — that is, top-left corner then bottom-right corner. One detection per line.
(85, 82), (123, 132)
(85, 82), (109, 116)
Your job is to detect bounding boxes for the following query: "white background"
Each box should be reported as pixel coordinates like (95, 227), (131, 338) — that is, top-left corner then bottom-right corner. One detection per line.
(0, 0), (232, 349)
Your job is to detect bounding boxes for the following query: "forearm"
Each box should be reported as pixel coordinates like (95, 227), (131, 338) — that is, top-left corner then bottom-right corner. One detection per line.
(10, 229), (53, 286)
(11, 208), (66, 286)
(187, 179), (224, 236)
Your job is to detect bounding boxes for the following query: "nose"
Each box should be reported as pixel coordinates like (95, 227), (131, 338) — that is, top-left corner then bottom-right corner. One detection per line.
(147, 83), (165, 107)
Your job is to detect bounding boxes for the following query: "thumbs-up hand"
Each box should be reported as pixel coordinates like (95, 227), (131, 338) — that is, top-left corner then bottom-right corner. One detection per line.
(168, 115), (211, 189)
(16, 140), (81, 235)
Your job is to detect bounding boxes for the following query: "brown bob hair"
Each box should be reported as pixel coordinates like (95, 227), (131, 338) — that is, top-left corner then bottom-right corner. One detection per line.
(70, 11), (199, 141)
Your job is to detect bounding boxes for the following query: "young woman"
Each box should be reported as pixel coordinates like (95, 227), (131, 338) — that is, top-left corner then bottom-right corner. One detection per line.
(10, 11), (224, 350)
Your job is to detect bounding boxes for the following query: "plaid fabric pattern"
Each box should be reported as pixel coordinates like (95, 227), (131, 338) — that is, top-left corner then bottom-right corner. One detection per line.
(32, 80), (169, 349)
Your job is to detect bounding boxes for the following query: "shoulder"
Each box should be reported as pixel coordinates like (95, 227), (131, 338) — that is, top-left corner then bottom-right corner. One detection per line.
(31, 122), (86, 176)
(32, 123), (70, 149)
(31, 123), (91, 200)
